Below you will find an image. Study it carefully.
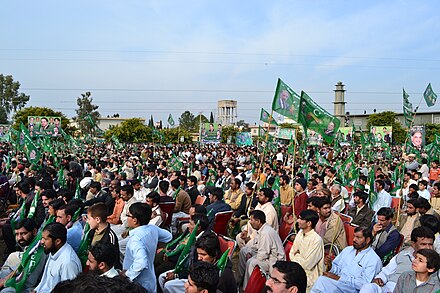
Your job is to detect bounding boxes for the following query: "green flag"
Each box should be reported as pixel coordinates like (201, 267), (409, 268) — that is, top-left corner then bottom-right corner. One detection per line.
(168, 114), (175, 126)
(217, 248), (230, 273)
(424, 83), (437, 107)
(84, 114), (96, 127)
(5, 215), (55, 292)
(315, 151), (329, 167)
(169, 154), (183, 171)
(57, 167), (66, 189)
(260, 108), (278, 126)
(74, 179), (82, 200)
(403, 88), (414, 127)
(271, 78), (300, 121)
(298, 91), (340, 144)
(77, 222), (92, 268)
(19, 123), (41, 163)
(368, 168), (376, 209)
(341, 154), (358, 185)
(174, 221), (199, 274)
(27, 190), (40, 219)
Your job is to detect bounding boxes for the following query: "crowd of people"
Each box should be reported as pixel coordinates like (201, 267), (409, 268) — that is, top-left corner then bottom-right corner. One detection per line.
(0, 138), (439, 293)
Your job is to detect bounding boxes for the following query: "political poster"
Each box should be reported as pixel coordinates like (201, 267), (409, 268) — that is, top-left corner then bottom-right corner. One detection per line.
(236, 132), (253, 146)
(28, 116), (62, 137)
(201, 123), (222, 144)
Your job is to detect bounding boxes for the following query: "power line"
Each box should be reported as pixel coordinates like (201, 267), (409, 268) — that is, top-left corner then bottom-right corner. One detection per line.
(1, 48), (440, 62)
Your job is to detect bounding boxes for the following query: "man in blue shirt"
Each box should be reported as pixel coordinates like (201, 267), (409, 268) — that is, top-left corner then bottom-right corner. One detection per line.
(120, 202), (172, 293)
(311, 226), (382, 292)
(205, 187), (231, 223)
(34, 222), (82, 293)
(55, 202), (83, 252)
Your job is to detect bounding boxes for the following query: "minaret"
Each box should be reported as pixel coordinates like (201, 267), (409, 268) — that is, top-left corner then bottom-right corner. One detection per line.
(333, 82), (346, 125)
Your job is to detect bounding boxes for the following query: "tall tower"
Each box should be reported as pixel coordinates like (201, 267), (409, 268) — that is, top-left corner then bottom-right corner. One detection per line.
(217, 100), (237, 126)
(333, 82), (346, 125)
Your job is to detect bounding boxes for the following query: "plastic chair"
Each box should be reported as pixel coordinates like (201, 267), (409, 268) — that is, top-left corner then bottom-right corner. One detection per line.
(344, 222), (357, 246)
(158, 202), (176, 229)
(279, 220), (294, 243)
(217, 234), (236, 259)
(280, 205), (293, 220)
(212, 210), (234, 236)
(160, 211), (168, 229)
(284, 240), (293, 261)
(244, 265), (267, 293)
(391, 197), (400, 211)
(195, 195), (206, 205)
(324, 243), (340, 271)
(336, 212), (353, 224)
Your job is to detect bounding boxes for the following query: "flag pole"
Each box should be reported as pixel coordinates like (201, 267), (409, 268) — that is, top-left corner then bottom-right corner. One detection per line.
(397, 92), (424, 224)
(289, 125), (298, 234)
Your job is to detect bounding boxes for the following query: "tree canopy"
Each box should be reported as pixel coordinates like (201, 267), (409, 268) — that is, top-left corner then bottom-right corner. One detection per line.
(0, 74), (30, 121)
(74, 92), (100, 136)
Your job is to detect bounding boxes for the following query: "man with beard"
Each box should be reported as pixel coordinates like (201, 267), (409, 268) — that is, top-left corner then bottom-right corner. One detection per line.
(86, 241), (119, 278)
(314, 197), (347, 251)
(34, 222), (82, 293)
(265, 261), (307, 293)
(311, 226), (382, 292)
(0, 219), (47, 292)
(347, 191), (374, 228)
(397, 199), (421, 247)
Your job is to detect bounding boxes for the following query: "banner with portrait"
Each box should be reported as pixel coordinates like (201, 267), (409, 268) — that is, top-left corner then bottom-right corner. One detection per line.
(337, 127), (354, 146)
(275, 128), (296, 140)
(28, 116), (62, 137)
(306, 130), (322, 146)
(369, 126), (392, 144)
(236, 132), (252, 146)
(410, 125), (425, 149)
(201, 123), (222, 144)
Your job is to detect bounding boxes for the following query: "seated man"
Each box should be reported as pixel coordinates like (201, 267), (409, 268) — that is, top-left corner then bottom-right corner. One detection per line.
(184, 262), (219, 293)
(289, 210), (324, 290)
(223, 178), (244, 211)
(205, 187), (231, 224)
(170, 179), (192, 227)
(360, 226), (435, 293)
(55, 201), (84, 252)
(414, 197), (440, 221)
(311, 226), (382, 292)
(238, 210), (285, 289)
(347, 191), (374, 228)
(265, 261), (307, 293)
(86, 240), (119, 278)
(314, 197), (347, 251)
(0, 219), (47, 293)
(397, 198), (421, 247)
(34, 222), (82, 293)
(145, 191), (162, 226)
(371, 207), (401, 262)
(159, 232), (237, 293)
(394, 249), (440, 293)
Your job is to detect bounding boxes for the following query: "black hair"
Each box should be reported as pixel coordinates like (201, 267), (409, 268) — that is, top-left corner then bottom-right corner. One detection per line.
(121, 184), (134, 196)
(299, 210), (319, 229)
(419, 215), (440, 234)
(416, 249), (440, 275)
(41, 189), (57, 200)
(354, 226), (373, 244)
(192, 204), (207, 215)
(210, 187), (223, 201)
(89, 181), (102, 191)
(267, 177), (275, 186)
(188, 176), (198, 184)
(376, 207), (394, 220)
(249, 209), (266, 224)
(146, 191), (160, 205)
(281, 175), (290, 184)
(195, 232), (221, 260)
(411, 226), (435, 243)
(171, 179), (180, 189)
(353, 191), (369, 203)
(312, 196), (331, 209)
(191, 213), (209, 231)
(159, 180), (170, 194)
(272, 261), (307, 293)
(16, 218), (37, 232)
(43, 222), (67, 244)
(260, 187), (274, 201)
(189, 261), (220, 293)
(88, 203), (108, 222)
(375, 179), (385, 189)
(89, 240), (116, 268)
(129, 203), (152, 226)
(414, 197), (432, 211)
(17, 181), (30, 194)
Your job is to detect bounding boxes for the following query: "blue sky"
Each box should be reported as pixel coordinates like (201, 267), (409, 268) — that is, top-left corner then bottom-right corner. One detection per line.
(1, 1), (440, 125)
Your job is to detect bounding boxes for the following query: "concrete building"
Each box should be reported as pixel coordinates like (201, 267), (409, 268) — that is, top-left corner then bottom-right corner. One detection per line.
(333, 82), (346, 126)
(218, 100), (237, 126)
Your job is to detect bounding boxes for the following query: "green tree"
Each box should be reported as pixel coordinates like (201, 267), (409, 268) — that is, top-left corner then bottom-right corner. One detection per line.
(237, 120), (250, 132)
(194, 114), (209, 132)
(0, 74), (30, 119)
(209, 112), (214, 123)
(105, 118), (150, 143)
(0, 108), (8, 124)
(425, 123), (440, 144)
(220, 125), (238, 143)
(13, 106), (74, 134)
(179, 111), (195, 131)
(74, 92), (100, 136)
(366, 111), (406, 144)
(161, 128), (192, 144)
